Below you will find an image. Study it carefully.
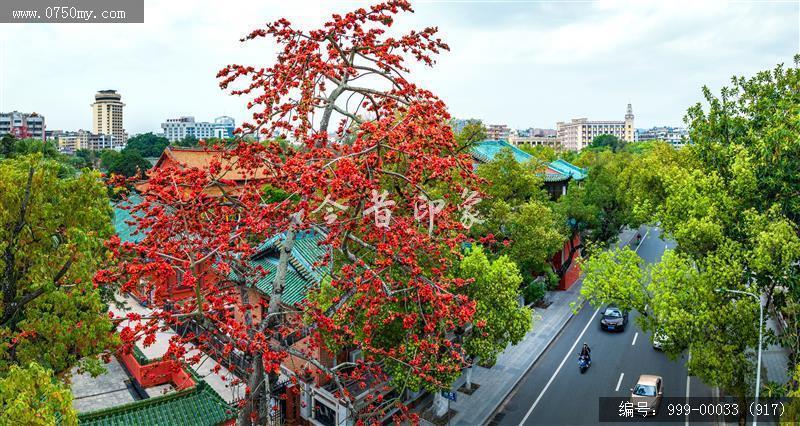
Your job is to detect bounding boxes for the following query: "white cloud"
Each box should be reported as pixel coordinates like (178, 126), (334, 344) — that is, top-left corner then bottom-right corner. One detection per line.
(0, 0), (796, 134)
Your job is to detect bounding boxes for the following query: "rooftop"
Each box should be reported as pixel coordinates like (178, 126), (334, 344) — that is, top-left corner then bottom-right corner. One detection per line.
(153, 146), (269, 182)
(470, 140), (586, 182)
(244, 230), (330, 305)
(77, 381), (234, 426)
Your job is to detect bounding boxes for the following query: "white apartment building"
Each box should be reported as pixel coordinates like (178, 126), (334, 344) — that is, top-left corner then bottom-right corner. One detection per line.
(91, 90), (127, 145)
(557, 104), (635, 151)
(161, 116), (215, 142)
(636, 126), (689, 147)
(0, 111), (46, 140)
(56, 130), (122, 154)
(485, 124), (510, 141)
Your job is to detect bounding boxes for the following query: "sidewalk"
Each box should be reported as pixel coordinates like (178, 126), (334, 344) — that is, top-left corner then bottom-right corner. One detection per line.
(763, 315), (791, 386)
(430, 228), (641, 426)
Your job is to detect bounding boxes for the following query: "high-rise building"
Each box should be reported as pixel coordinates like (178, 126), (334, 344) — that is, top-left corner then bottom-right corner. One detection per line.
(636, 126), (689, 147)
(213, 116), (236, 139)
(161, 116), (215, 142)
(485, 124), (510, 141)
(557, 104), (635, 151)
(91, 90), (127, 144)
(0, 111), (46, 140)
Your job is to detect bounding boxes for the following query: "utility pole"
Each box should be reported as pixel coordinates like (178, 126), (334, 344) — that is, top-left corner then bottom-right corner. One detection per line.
(717, 288), (763, 426)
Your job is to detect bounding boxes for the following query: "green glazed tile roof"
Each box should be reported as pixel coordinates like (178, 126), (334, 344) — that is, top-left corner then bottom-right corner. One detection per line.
(470, 139), (533, 164)
(549, 158), (587, 181)
(77, 382), (235, 426)
(244, 230), (329, 306)
(470, 140), (578, 182)
(113, 193), (145, 244)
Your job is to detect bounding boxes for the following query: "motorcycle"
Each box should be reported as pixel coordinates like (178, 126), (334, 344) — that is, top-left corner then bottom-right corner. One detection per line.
(578, 354), (591, 374)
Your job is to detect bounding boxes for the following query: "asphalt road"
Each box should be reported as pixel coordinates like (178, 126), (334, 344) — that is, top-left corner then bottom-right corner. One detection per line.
(490, 227), (715, 426)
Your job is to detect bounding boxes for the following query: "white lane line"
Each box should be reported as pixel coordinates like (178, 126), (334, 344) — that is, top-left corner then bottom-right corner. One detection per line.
(634, 229), (649, 252)
(517, 307), (602, 426)
(685, 352), (692, 426)
(615, 372), (625, 392)
(631, 332), (638, 346)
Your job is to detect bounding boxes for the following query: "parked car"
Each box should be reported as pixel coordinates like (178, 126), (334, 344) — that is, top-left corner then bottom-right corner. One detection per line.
(630, 374), (663, 416)
(599, 305), (629, 332)
(652, 331), (667, 350)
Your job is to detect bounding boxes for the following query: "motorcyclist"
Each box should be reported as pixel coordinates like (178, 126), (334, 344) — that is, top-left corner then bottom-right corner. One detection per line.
(579, 343), (591, 364)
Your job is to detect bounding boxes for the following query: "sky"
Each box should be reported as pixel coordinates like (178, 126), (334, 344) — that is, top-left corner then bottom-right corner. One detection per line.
(0, 0), (797, 135)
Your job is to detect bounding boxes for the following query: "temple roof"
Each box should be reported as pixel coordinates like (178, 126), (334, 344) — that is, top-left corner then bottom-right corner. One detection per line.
(242, 230), (330, 306)
(470, 140), (586, 182)
(153, 147), (267, 182)
(77, 381), (234, 426)
(112, 193), (145, 244)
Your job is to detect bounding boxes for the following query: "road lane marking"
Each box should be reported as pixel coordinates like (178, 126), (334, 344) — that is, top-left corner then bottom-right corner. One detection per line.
(634, 229), (649, 252)
(685, 352), (691, 426)
(631, 332), (638, 346)
(615, 372), (625, 392)
(517, 307), (602, 426)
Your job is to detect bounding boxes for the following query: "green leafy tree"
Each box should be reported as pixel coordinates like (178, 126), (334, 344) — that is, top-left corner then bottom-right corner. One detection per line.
(74, 149), (100, 169)
(587, 134), (625, 152)
(519, 145), (557, 162)
(453, 119), (487, 151)
(558, 149), (633, 248)
(473, 148), (566, 277)
(0, 362), (77, 425)
(173, 135), (200, 147)
(102, 149), (151, 178)
(582, 58), (800, 425)
(124, 132), (169, 157)
(0, 155), (118, 393)
(0, 134), (15, 158)
(457, 246), (531, 378)
(0, 137), (60, 160)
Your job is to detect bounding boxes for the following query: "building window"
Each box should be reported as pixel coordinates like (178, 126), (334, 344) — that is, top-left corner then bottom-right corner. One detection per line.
(313, 399), (336, 426)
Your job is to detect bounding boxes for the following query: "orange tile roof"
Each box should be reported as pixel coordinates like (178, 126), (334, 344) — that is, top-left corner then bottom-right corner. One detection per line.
(154, 147), (268, 182)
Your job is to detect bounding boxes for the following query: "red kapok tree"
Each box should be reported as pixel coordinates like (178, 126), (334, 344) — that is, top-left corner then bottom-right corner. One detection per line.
(99, 2), (487, 425)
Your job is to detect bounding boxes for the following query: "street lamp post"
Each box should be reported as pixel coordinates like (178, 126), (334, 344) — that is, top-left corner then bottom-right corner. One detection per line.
(717, 288), (763, 426)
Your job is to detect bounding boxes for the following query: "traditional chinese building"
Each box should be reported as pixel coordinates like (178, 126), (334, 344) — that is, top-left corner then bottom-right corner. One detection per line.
(135, 146), (270, 197)
(470, 139), (587, 290)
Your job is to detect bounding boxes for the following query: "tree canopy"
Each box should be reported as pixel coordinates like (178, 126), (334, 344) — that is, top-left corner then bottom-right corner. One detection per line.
(581, 58), (800, 423)
(472, 148), (566, 278)
(457, 246), (531, 367)
(123, 132), (169, 157)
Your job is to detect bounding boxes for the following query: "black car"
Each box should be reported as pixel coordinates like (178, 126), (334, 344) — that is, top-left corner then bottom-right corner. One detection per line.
(600, 305), (629, 332)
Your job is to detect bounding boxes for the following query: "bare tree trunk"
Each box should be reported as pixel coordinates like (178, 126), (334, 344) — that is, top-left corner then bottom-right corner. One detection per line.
(238, 352), (265, 426)
(238, 221), (298, 425)
(465, 362), (474, 390)
(432, 392), (449, 418)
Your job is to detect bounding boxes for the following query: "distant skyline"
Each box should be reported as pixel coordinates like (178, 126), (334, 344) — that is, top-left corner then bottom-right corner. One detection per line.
(0, 0), (797, 135)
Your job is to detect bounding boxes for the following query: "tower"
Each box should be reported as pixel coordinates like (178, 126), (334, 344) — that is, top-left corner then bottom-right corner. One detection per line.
(624, 103), (634, 142)
(91, 90), (126, 144)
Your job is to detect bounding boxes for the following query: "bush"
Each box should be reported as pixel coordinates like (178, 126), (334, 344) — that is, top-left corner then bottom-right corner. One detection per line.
(545, 270), (560, 290)
(523, 281), (546, 305)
